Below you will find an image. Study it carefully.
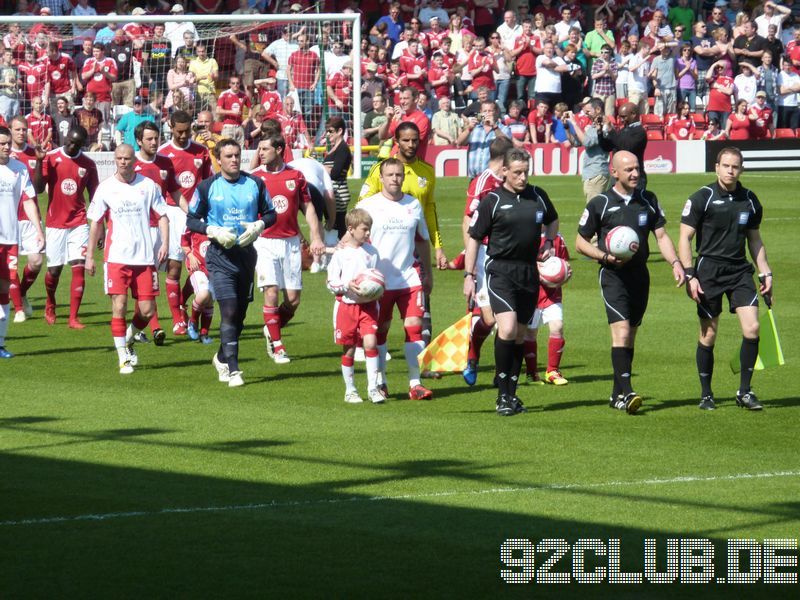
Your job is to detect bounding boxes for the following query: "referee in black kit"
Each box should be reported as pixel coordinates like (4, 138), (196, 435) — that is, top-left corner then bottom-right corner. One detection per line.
(463, 148), (559, 416)
(187, 139), (276, 388)
(678, 147), (773, 411)
(576, 151), (685, 414)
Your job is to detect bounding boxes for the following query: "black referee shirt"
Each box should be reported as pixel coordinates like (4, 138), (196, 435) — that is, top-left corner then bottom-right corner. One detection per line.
(469, 184), (558, 264)
(680, 181), (762, 263)
(578, 187), (667, 269)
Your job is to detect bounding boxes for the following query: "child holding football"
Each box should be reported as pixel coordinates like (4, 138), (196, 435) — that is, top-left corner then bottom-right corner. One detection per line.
(326, 209), (384, 404)
(524, 233), (571, 385)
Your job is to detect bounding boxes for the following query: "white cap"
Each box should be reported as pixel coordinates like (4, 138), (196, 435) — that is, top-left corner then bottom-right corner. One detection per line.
(171, 3), (185, 12)
(132, 7), (146, 15)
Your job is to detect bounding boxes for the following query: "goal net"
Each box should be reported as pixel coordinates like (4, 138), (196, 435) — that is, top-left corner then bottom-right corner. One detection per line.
(1, 11), (362, 173)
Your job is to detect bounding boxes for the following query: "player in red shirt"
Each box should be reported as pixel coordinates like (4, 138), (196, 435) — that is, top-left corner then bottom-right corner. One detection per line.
(378, 86), (433, 158)
(33, 125), (99, 327)
(523, 233), (571, 385)
(216, 74), (251, 147)
(251, 134), (325, 364)
(180, 228), (214, 345)
(749, 91), (775, 140)
(25, 97), (53, 150)
(157, 110), (213, 335)
(43, 41), (77, 115)
(7, 116), (44, 323)
(398, 39), (428, 94)
(461, 137), (513, 386)
(133, 120), (185, 345)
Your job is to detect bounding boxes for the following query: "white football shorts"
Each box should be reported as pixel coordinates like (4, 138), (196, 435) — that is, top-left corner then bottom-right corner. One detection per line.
(190, 270), (214, 298)
(46, 224), (88, 266)
(165, 204), (186, 262)
(18, 220), (44, 255)
(528, 302), (564, 329)
(254, 235), (302, 291)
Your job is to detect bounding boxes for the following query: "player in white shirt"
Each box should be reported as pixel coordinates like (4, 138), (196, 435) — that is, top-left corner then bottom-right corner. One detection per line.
(288, 156), (337, 271)
(326, 208), (383, 404)
(0, 126), (44, 358)
(84, 144), (169, 375)
(355, 158), (434, 401)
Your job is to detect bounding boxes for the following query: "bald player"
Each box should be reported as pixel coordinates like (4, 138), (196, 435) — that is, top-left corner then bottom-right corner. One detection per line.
(576, 151), (684, 414)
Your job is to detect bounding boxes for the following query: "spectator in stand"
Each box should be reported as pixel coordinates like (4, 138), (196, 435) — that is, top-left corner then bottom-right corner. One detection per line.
(456, 99), (511, 177)
(467, 37), (498, 101)
(693, 22), (720, 104)
(94, 14), (119, 46)
(461, 85), (496, 120)
(254, 76), (282, 120)
(788, 27), (800, 71)
(706, 60), (736, 127)
(70, 0), (97, 52)
(676, 43), (699, 110)
(26, 96), (52, 149)
(165, 54), (196, 113)
(0, 49), (19, 125)
(322, 116), (353, 238)
(386, 60), (408, 106)
(615, 10), (640, 47)
(18, 46), (47, 117)
(189, 42), (218, 113)
(3, 23), (27, 63)
(165, 4), (198, 57)
(758, 51), (779, 112)
(427, 17), (448, 52)
(616, 40), (634, 101)
(420, 0), (450, 29)
(489, 31), (512, 114)
(726, 97), (752, 138)
(734, 61), (759, 105)
(651, 45), (678, 116)
(371, 3), (405, 51)
(667, 101), (695, 139)
(216, 75), (250, 147)
(447, 14), (466, 53)
(52, 96), (77, 147)
(528, 99), (554, 142)
(43, 42), (77, 115)
(73, 38), (94, 97)
(749, 89), (775, 138)
(669, 0), (695, 40)
(733, 21), (766, 69)
(243, 105), (265, 150)
(496, 10), (522, 50)
(701, 116), (727, 139)
(278, 96), (312, 153)
(554, 6), (581, 44)
(73, 92), (104, 151)
(626, 41), (652, 115)
(755, 1), (792, 39)
(535, 41), (570, 108)
(533, 0), (560, 25)
(428, 52), (453, 101)
(764, 24), (784, 66)
(512, 17), (542, 106)
(565, 98), (610, 201)
(176, 32), (197, 62)
(377, 86), (432, 157)
(417, 91), (433, 120)
(399, 38), (428, 95)
(116, 95), (155, 149)
(777, 55), (800, 128)
(501, 99), (530, 147)
(142, 23), (173, 98)
(713, 26), (737, 76)
(407, 17), (431, 55)
(108, 30), (136, 108)
(591, 45), (617, 116)
(193, 110), (222, 172)
(327, 62), (354, 130)
(707, 4), (732, 39)
(431, 96), (462, 145)
(364, 94), (390, 148)
(360, 64), (387, 115)
(732, 11), (751, 41)
(81, 43), (117, 125)
(561, 43), (585, 110)
(265, 27), (298, 99)
(288, 34), (320, 131)
(532, 11), (548, 40)
(583, 15), (616, 77)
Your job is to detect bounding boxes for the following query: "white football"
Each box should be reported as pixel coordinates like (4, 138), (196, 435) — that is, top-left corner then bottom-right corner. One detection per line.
(605, 226), (640, 260)
(352, 268), (385, 303)
(538, 256), (571, 288)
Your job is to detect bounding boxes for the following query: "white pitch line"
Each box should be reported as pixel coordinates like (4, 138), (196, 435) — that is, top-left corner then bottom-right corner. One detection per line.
(2, 469), (799, 528)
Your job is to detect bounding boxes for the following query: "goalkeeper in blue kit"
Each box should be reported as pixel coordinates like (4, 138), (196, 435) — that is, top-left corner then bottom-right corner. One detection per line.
(187, 139), (276, 388)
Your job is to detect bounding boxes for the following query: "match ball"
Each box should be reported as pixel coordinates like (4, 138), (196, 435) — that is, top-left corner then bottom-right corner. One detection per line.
(352, 268), (385, 303)
(605, 226), (640, 260)
(538, 256), (571, 288)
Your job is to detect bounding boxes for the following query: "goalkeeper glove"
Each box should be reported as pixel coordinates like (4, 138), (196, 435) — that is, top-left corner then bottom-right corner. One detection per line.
(237, 220), (265, 247)
(206, 225), (237, 249)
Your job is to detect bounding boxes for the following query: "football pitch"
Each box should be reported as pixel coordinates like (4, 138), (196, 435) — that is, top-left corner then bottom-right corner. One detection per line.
(1, 172), (798, 597)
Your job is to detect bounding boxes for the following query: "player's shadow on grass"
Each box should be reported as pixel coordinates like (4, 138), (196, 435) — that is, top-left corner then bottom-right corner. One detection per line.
(20, 345), (110, 356)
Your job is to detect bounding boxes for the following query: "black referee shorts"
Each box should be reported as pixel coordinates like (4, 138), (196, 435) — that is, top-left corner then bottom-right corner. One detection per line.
(486, 259), (539, 324)
(599, 265), (650, 327)
(695, 257), (758, 319)
(206, 244), (257, 303)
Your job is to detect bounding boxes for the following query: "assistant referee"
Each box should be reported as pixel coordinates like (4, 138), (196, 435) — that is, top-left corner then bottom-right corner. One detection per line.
(678, 146), (773, 411)
(576, 151), (685, 414)
(187, 139), (276, 388)
(464, 148), (559, 417)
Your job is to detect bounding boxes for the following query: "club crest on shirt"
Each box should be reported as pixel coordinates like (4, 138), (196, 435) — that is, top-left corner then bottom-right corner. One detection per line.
(78, 167), (86, 178)
(193, 158), (203, 169)
(739, 211), (749, 225)
(160, 170), (168, 180)
(28, 160), (36, 170)
(638, 212), (647, 226)
(286, 180), (295, 191)
(536, 210), (543, 223)
(418, 176), (427, 188)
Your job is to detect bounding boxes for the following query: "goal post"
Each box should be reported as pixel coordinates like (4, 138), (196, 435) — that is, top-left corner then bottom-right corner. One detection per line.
(4, 12), (363, 175)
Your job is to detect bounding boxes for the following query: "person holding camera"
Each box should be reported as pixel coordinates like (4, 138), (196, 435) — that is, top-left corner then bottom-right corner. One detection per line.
(456, 100), (511, 178)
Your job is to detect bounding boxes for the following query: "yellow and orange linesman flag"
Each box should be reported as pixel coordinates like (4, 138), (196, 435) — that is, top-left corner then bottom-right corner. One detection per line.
(417, 313), (472, 373)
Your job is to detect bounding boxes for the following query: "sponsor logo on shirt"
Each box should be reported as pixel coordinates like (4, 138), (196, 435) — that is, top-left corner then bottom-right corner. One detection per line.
(178, 170), (196, 188)
(61, 178), (78, 195)
(739, 211), (749, 225)
(579, 208), (589, 226)
(273, 194), (288, 214)
(682, 200), (692, 216)
(638, 212), (647, 226)
(536, 210), (544, 223)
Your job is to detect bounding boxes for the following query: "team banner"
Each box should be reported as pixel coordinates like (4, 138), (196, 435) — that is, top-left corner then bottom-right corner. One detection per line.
(417, 313), (472, 373)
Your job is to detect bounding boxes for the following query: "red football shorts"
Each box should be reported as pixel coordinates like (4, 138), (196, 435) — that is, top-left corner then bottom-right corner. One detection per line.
(104, 263), (159, 299)
(333, 299), (379, 346)
(377, 286), (424, 324)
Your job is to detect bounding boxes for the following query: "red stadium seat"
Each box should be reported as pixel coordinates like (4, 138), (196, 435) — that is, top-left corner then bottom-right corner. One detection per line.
(692, 131), (706, 140)
(646, 129), (665, 140)
(775, 128), (796, 139)
(641, 114), (664, 130)
(615, 98), (627, 111)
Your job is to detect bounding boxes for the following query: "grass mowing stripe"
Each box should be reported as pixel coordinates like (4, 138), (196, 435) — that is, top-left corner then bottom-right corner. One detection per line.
(3, 468), (799, 528)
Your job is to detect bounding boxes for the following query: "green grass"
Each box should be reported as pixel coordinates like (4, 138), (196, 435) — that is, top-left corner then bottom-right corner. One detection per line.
(1, 172), (798, 598)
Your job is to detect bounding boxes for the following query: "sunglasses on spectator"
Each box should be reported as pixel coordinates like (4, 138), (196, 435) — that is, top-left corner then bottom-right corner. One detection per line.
(490, 35), (499, 39)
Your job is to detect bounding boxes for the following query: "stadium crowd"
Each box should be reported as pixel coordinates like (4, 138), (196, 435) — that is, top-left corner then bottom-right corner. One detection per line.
(1, 0), (800, 152)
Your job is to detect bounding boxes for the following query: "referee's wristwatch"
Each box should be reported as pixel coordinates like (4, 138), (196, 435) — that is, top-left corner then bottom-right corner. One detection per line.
(464, 272), (476, 279)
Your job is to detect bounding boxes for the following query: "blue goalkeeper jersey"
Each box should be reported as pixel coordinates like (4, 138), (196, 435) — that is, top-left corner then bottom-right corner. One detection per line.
(187, 172), (274, 238)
